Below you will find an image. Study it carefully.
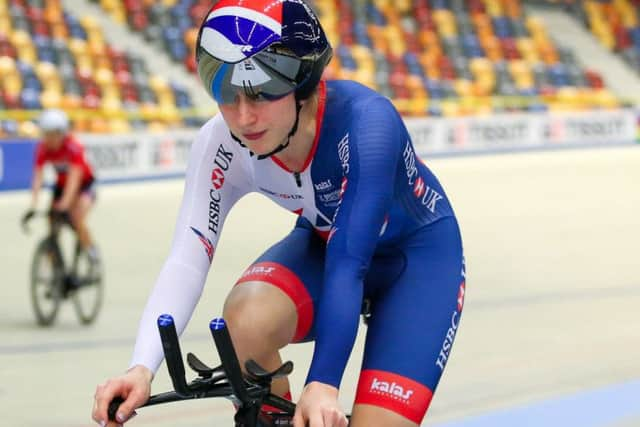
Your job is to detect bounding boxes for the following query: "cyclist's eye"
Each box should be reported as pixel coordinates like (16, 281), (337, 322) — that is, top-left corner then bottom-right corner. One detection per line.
(248, 93), (268, 103)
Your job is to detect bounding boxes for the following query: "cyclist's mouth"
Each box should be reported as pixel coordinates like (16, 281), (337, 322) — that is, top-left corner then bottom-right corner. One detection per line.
(243, 130), (267, 141)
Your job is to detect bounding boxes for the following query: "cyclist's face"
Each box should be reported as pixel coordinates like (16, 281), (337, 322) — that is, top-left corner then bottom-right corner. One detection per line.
(218, 92), (297, 156)
(42, 131), (65, 150)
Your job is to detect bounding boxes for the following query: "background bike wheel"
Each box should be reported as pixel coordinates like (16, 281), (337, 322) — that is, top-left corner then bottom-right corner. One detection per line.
(30, 238), (64, 326)
(71, 246), (104, 325)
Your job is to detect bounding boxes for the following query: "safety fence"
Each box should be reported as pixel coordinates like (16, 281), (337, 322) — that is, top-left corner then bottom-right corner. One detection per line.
(1, 109), (637, 192)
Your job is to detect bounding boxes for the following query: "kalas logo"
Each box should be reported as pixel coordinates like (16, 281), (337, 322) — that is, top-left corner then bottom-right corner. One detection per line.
(242, 265), (276, 277)
(370, 378), (414, 401)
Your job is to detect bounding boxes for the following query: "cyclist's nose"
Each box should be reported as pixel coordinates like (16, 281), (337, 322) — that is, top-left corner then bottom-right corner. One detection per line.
(235, 95), (258, 127)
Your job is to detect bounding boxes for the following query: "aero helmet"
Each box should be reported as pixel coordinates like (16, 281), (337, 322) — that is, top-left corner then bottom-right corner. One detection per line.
(196, 0), (332, 105)
(38, 109), (70, 133)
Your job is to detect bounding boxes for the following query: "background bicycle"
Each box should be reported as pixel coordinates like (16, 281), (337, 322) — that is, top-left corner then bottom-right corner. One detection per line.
(23, 211), (104, 326)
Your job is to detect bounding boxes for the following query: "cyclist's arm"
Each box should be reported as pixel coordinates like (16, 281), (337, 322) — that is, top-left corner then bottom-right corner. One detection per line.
(30, 167), (43, 210)
(307, 97), (402, 388)
(56, 165), (82, 210)
(129, 117), (248, 375)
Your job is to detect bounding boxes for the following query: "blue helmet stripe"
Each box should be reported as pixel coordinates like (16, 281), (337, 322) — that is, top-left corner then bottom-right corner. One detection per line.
(211, 63), (229, 103)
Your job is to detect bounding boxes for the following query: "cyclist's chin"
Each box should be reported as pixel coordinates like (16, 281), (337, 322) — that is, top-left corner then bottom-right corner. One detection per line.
(243, 137), (282, 156)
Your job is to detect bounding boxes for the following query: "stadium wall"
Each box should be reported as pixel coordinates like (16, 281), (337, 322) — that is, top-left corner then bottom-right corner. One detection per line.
(1, 110), (637, 192)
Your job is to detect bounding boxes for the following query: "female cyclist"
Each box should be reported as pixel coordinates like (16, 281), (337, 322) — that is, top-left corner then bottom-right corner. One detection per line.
(23, 108), (99, 261)
(92, 1), (465, 426)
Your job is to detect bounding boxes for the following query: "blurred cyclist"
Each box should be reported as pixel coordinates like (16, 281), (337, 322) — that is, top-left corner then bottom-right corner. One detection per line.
(92, 1), (465, 426)
(22, 109), (99, 262)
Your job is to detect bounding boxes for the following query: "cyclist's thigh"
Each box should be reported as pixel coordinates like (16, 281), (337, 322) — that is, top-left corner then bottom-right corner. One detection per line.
(355, 216), (465, 425)
(233, 216), (326, 343)
(71, 182), (96, 218)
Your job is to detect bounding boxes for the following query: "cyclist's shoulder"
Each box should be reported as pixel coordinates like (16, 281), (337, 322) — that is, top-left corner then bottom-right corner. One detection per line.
(326, 80), (394, 108)
(63, 134), (85, 152)
(325, 80), (399, 125)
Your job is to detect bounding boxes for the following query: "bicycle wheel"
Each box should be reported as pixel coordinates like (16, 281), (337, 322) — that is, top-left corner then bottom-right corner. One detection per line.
(30, 238), (64, 326)
(71, 243), (103, 325)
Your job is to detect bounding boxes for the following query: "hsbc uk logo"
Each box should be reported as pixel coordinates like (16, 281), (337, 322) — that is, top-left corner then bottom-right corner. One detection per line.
(435, 281), (465, 371)
(210, 144), (233, 190)
(337, 133), (350, 174)
(208, 144), (233, 235)
(369, 378), (414, 402)
(403, 141), (442, 213)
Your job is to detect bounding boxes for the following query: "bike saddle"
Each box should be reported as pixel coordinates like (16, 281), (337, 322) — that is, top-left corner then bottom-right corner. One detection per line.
(245, 359), (293, 382)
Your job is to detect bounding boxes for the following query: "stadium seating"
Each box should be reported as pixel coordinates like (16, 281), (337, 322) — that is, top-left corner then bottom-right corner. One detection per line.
(580, 0), (640, 74)
(0, 0), (200, 137)
(91, 0), (619, 117)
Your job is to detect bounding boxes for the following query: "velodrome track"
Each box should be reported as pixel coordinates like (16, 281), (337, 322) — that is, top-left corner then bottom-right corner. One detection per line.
(0, 146), (639, 427)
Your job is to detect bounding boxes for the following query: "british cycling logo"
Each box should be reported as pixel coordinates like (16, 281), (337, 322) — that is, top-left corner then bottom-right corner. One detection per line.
(190, 227), (214, 262)
(369, 377), (414, 402)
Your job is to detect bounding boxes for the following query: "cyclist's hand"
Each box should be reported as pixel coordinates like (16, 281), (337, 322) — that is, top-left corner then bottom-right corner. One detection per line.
(49, 208), (71, 225)
(92, 365), (153, 426)
(21, 209), (35, 229)
(293, 381), (347, 427)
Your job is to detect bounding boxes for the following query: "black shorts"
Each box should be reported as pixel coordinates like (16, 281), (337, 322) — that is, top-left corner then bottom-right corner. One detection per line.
(52, 178), (96, 202)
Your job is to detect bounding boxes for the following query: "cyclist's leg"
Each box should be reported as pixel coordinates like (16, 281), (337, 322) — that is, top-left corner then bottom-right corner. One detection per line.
(223, 216), (325, 398)
(48, 185), (64, 234)
(351, 217), (465, 427)
(69, 182), (96, 252)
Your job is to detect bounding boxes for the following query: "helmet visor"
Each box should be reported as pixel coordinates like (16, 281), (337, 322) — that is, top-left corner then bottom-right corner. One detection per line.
(198, 49), (304, 105)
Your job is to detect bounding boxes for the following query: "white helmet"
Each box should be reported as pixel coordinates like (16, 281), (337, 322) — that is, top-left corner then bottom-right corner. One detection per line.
(38, 109), (70, 133)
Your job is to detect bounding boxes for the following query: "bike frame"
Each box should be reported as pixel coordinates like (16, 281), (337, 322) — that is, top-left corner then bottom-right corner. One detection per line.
(109, 314), (297, 427)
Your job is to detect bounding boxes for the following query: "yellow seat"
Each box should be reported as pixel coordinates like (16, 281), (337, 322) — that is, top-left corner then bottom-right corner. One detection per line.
(19, 121), (40, 138)
(109, 118), (132, 134)
(40, 90), (63, 109)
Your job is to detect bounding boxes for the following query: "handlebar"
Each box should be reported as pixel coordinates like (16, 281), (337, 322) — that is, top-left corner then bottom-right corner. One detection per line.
(108, 314), (296, 426)
(21, 210), (72, 234)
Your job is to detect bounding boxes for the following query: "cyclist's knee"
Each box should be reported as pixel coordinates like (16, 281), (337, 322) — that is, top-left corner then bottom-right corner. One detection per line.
(223, 281), (296, 348)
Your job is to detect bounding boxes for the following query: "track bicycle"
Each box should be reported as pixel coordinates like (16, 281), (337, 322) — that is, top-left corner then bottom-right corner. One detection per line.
(108, 314), (353, 426)
(23, 211), (104, 326)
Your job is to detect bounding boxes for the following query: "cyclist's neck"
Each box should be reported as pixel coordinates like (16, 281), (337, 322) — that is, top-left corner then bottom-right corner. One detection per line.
(273, 93), (319, 172)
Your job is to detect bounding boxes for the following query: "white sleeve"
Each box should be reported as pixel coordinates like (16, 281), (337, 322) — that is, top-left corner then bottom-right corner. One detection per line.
(129, 117), (250, 374)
